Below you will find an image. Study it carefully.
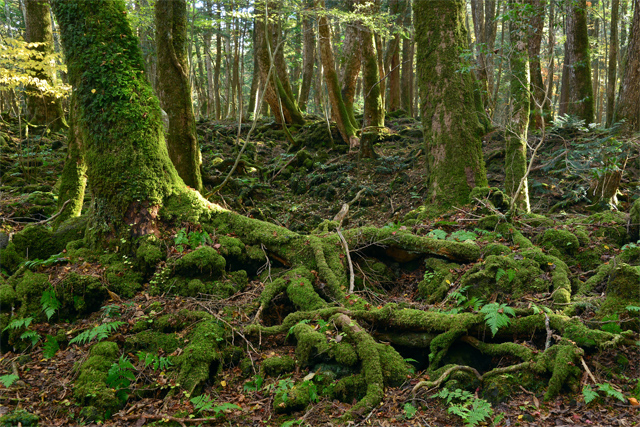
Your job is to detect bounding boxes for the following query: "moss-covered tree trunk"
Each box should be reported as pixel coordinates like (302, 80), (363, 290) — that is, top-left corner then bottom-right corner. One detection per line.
(317, 0), (359, 148)
(214, 17), (222, 120)
(254, 0), (305, 125)
(506, 1), (531, 212)
(566, 0), (594, 123)
(51, 0), (210, 243)
(155, 0), (203, 193)
(415, 0), (488, 207)
(606, 0), (619, 127)
(24, 0), (66, 131)
(400, 0), (414, 117)
(360, 22), (384, 159)
(298, 0), (316, 112)
(340, 0), (362, 129)
(614, 0), (640, 132)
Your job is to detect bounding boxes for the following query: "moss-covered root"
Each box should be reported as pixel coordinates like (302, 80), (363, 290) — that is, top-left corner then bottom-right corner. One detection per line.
(333, 314), (384, 419)
(73, 342), (121, 415)
(539, 343), (583, 400)
(413, 365), (482, 393)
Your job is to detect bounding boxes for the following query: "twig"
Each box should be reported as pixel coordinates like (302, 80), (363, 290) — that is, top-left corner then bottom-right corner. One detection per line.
(544, 313), (553, 351)
(337, 228), (355, 294)
(580, 356), (597, 385)
(413, 365), (482, 394)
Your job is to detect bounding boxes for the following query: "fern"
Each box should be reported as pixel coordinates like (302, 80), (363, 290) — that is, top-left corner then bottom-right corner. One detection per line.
(40, 287), (60, 320)
(20, 330), (39, 346)
(427, 229), (448, 240)
(582, 385), (599, 404)
(23, 252), (67, 270)
(481, 303), (516, 337)
(69, 321), (125, 345)
(0, 374), (19, 388)
(106, 355), (136, 403)
(626, 305), (640, 313)
(137, 351), (173, 371)
(597, 383), (626, 402)
(42, 335), (59, 359)
(3, 317), (33, 332)
(190, 394), (240, 415)
(432, 388), (494, 427)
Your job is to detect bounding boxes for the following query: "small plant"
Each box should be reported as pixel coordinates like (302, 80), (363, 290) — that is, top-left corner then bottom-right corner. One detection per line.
(481, 303), (516, 337)
(427, 229), (448, 240)
(244, 374), (264, 392)
(583, 383), (626, 404)
(101, 304), (121, 318)
(448, 230), (478, 242)
(106, 355), (136, 403)
(190, 394), (240, 415)
(600, 314), (623, 334)
(3, 317), (39, 346)
(40, 286), (60, 320)
(626, 305), (640, 313)
(276, 378), (295, 403)
(137, 351), (173, 371)
(0, 374), (20, 388)
(22, 252), (67, 270)
(403, 402), (417, 419)
(69, 321), (126, 345)
(621, 240), (639, 251)
(495, 268), (516, 284)
(432, 388), (498, 427)
(174, 228), (212, 252)
(42, 335), (59, 359)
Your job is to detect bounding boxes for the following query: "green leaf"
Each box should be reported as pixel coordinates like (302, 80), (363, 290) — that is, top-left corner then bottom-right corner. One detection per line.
(43, 335), (59, 359)
(69, 321), (125, 345)
(0, 374), (19, 388)
(597, 383), (626, 402)
(403, 402), (417, 419)
(427, 229), (448, 240)
(582, 385), (599, 404)
(41, 287), (60, 320)
(481, 303), (515, 337)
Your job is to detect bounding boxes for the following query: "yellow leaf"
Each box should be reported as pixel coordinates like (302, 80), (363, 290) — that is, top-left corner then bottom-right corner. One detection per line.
(629, 397), (639, 406)
(221, 380), (227, 387)
(604, 245), (609, 249)
(91, 89), (96, 93)
(547, 262), (554, 266)
(518, 415), (523, 420)
(446, 280), (451, 285)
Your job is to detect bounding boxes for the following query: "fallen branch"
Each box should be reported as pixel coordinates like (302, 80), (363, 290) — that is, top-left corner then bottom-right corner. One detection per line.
(412, 365), (482, 394)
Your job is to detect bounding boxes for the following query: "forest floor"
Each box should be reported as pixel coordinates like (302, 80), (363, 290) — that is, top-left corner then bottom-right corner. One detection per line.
(0, 112), (639, 427)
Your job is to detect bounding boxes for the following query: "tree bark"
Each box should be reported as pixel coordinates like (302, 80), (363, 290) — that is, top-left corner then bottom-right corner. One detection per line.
(526, 0), (548, 128)
(340, 0), (362, 128)
(400, 0), (414, 116)
(385, 0), (404, 112)
(506, 1), (531, 212)
(214, 18), (222, 120)
(415, 0), (488, 207)
(360, 20), (384, 159)
(155, 0), (203, 192)
(317, 0), (359, 147)
(566, 0), (595, 123)
(614, 0), (640, 131)
(24, 0), (66, 131)
(298, 0), (316, 112)
(606, 0), (619, 127)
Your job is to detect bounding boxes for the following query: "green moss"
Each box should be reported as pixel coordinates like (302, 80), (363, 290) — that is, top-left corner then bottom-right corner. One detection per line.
(0, 242), (23, 275)
(469, 187), (511, 211)
(630, 198), (640, 242)
(292, 323), (330, 366)
(12, 224), (58, 260)
(15, 271), (50, 317)
(418, 258), (459, 303)
(332, 342), (358, 366)
(59, 272), (107, 315)
(174, 319), (223, 394)
(52, 215), (88, 247)
(105, 262), (143, 298)
(538, 228), (580, 259)
(273, 380), (315, 414)
(377, 343), (411, 386)
(124, 331), (180, 354)
(483, 243), (511, 256)
(173, 246), (225, 278)
(135, 238), (164, 272)
(333, 374), (366, 403)
(0, 284), (17, 309)
(73, 341), (121, 414)
(261, 356), (296, 377)
(0, 409), (39, 427)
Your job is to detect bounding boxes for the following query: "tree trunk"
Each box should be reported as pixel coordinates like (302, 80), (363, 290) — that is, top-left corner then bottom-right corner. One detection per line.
(247, 20), (260, 117)
(566, 0), (595, 123)
(400, 0), (414, 116)
(155, 0), (203, 193)
(526, 0), (548, 128)
(24, 0), (66, 131)
(415, 0), (488, 207)
(544, 0), (555, 121)
(317, 0), (359, 148)
(614, 0), (640, 131)
(298, 0), (315, 112)
(506, 1), (531, 212)
(214, 21), (222, 120)
(203, 4), (215, 118)
(52, 0), (203, 243)
(254, 0), (305, 125)
(385, 0), (403, 112)
(470, 0), (489, 108)
(340, 0), (362, 128)
(360, 20), (384, 159)
(606, 0), (619, 127)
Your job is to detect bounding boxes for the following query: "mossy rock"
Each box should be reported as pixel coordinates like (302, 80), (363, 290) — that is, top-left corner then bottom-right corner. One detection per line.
(418, 258), (460, 303)
(173, 246), (226, 279)
(12, 191), (57, 218)
(15, 271), (50, 317)
(174, 319), (224, 394)
(124, 331), (180, 354)
(0, 409), (39, 427)
(261, 356), (296, 377)
(630, 198), (640, 242)
(483, 243), (511, 257)
(538, 228), (580, 257)
(333, 374), (367, 403)
(12, 224), (58, 261)
(105, 262), (143, 298)
(59, 272), (107, 315)
(273, 380), (315, 414)
(598, 264), (640, 319)
(52, 215), (88, 246)
(73, 341), (121, 416)
(0, 242), (24, 275)
(0, 284), (17, 310)
(135, 236), (164, 273)
(460, 254), (549, 300)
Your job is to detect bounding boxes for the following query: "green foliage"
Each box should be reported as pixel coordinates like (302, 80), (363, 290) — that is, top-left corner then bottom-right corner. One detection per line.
(23, 252), (67, 270)
(106, 355), (136, 403)
(531, 303), (552, 315)
(43, 334), (59, 359)
(3, 317), (34, 332)
(600, 314), (622, 334)
(427, 229), (448, 240)
(403, 402), (417, 419)
(190, 394), (240, 415)
(101, 304), (121, 318)
(626, 305), (640, 313)
(20, 330), (39, 346)
(40, 286), (60, 320)
(432, 388), (496, 427)
(583, 383), (626, 403)
(481, 303), (516, 337)
(621, 241), (639, 251)
(448, 230), (478, 242)
(286, 319), (312, 339)
(281, 420), (306, 427)
(69, 321), (126, 345)
(442, 286), (484, 314)
(0, 374), (20, 388)
(174, 228), (212, 253)
(137, 351), (172, 371)
(244, 374), (264, 392)
(495, 268), (516, 284)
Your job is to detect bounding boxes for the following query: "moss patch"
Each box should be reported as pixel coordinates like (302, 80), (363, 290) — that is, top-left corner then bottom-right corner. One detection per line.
(73, 341), (121, 416)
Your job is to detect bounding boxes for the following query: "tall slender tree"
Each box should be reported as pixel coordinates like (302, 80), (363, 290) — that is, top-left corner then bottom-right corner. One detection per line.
(415, 0), (488, 207)
(24, 0), (66, 131)
(614, 0), (640, 131)
(298, 0), (316, 111)
(155, 0), (203, 192)
(565, 0), (595, 123)
(606, 0), (620, 127)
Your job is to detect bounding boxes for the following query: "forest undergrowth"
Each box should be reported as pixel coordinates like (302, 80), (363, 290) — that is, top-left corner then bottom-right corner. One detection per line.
(0, 112), (638, 426)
